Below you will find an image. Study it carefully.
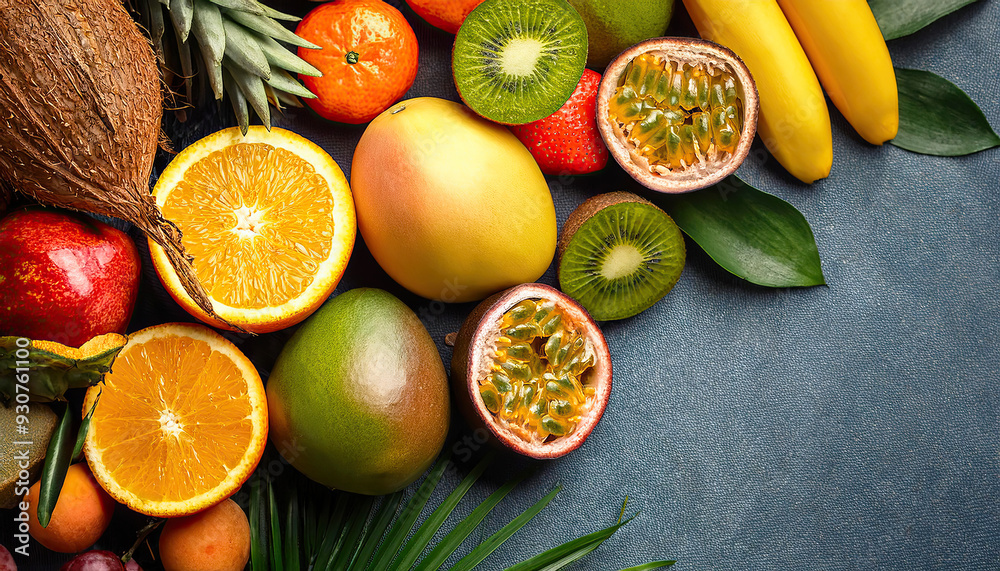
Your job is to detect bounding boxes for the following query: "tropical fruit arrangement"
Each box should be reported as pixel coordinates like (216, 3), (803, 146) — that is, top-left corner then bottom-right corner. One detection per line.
(0, 0), (996, 569)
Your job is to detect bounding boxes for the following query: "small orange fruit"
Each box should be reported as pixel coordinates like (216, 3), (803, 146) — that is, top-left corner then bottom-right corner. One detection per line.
(158, 499), (250, 571)
(296, 0), (419, 124)
(24, 463), (115, 553)
(82, 323), (268, 518)
(149, 126), (356, 334)
(405, 0), (485, 34)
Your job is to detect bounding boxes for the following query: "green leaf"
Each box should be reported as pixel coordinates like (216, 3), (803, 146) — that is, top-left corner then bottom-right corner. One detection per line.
(449, 485), (562, 571)
(249, 477), (267, 570)
(268, 479), (283, 569)
(71, 391), (100, 462)
(868, 0), (981, 40)
(330, 496), (376, 570)
(393, 452), (495, 569)
(283, 487), (300, 571)
(504, 513), (637, 571)
(619, 562), (676, 570)
(36, 403), (75, 528)
(658, 177), (825, 288)
(367, 452), (452, 571)
(351, 492), (403, 570)
(415, 470), (529, 571)
(891, 67), (1000, 156)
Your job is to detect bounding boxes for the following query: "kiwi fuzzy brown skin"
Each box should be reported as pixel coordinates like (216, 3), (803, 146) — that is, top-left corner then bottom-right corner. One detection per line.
(558, 191), (685, 321)
(597, 37), (759, 193)
(450, 283), (612, 460)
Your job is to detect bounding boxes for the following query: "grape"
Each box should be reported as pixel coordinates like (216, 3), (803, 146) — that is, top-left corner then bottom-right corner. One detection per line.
(60, 551), (125, 571)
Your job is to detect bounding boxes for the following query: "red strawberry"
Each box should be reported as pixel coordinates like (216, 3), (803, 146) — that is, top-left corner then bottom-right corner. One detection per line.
(510, 69), (609, 175)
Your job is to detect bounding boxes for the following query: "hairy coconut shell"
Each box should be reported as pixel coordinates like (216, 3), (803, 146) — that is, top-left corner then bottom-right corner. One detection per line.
(0, 0), (216, 319)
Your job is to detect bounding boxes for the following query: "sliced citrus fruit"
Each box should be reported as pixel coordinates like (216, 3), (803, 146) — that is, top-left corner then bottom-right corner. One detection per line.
(82, 323), (267, 517)
(149, 126), (356, 333)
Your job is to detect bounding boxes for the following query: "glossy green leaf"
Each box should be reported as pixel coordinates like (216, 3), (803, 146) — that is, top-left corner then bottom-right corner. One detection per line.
(658, 177), (825, 288)
(37, 403), (75, 528)
(868, 0), (981, 40)
(891, 68), (1000, 156)
(72, 391), (100, 462)
(351, 492), (403, 570)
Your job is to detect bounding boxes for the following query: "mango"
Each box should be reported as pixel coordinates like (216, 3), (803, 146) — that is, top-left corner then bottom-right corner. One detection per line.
(350, 97), (557, 303)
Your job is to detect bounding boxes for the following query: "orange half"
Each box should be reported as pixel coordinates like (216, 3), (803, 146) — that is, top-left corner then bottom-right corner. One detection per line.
(83, 323), (267, 517)
(150, 126), (356, 333)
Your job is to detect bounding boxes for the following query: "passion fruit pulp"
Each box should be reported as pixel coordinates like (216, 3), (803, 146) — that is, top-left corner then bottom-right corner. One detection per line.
(451, 283), (611, 459)
(597, 37), (759, 193)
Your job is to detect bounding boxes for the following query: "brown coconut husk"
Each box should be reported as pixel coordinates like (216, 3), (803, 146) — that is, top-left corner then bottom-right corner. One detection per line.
(0, 0), (216, 319)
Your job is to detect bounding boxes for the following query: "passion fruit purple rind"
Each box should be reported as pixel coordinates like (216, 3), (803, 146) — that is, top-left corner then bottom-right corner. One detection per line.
(597, 37), (759, 193)
(451, 283), (611, 459)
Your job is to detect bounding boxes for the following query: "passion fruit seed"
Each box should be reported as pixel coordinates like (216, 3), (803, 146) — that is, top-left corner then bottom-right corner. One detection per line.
(610, 53), (744, 172)
(478, 299), (596, 442)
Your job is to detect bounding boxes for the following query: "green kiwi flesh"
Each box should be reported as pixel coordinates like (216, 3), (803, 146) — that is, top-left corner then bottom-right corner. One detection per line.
(558, 192), (685, 320)
(452, 0), (589, 125)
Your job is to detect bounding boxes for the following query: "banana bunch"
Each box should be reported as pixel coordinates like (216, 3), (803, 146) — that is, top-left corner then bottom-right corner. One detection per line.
(680, 0), (897, 184)
(136, 0), (322, 133)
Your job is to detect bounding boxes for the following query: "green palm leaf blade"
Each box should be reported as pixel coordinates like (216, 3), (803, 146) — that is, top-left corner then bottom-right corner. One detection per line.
(284, 487), (301, 571)
(618, 562), (676, 570)
(449, 485), (562, 571)
(391, 452), (496, 570)
(328, 496), (377, 570)
(267, 480), (284, 569)
(224, 8), (320, 49)
(413, 470), (530, 571)
(366, 452), (453, 571)
(312, 493), (353, 568)
(349, 492), (404, 571)
(504, 503), (639, 571)
(248, 478), (265, 570)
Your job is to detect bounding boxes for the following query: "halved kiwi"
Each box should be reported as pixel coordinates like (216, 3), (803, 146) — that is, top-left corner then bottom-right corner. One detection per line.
(558, 192), (685, 320)
(452, 0), (589, 125)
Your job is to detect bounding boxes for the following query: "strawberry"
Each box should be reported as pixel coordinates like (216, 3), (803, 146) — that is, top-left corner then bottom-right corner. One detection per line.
(510, 69), (609, 175)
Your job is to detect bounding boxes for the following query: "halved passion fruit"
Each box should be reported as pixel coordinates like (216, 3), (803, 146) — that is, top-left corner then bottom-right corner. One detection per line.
(596, 37), (759, 193)
(451, 283), (611, 459)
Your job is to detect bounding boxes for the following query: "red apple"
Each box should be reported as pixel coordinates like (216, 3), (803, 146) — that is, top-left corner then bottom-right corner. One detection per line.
(0, 209), (141, 347)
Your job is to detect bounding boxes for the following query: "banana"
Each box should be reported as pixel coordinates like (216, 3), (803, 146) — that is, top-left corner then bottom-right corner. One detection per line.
(680, 0), (832, 184)
(776, 0), (898, 145)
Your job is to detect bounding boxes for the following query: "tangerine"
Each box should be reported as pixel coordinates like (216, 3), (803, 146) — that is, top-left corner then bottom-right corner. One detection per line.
(296, 0), (419, 124)
(404, 0), (485, 34)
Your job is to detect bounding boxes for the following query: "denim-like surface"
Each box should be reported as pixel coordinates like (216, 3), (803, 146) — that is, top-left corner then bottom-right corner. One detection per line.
(10, 0), (998, 568)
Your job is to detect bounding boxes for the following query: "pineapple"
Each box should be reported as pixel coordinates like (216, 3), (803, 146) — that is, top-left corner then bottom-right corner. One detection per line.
(134, 0), (321, 133)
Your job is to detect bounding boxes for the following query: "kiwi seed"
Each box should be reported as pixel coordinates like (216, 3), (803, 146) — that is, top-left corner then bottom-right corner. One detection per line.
(558, 191), (685, 320)
(452, 0), (589, 125)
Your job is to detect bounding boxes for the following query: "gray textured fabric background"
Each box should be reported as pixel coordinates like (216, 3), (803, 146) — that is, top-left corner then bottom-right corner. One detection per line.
(8, 0), (998, 568)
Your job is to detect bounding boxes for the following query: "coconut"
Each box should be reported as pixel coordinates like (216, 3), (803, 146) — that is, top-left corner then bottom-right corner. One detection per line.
(0, 0), (215, 317)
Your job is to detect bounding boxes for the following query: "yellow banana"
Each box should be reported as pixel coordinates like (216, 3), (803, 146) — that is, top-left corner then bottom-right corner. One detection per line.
(776, 0), (898, 145)
(681, 0), (832, 184)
